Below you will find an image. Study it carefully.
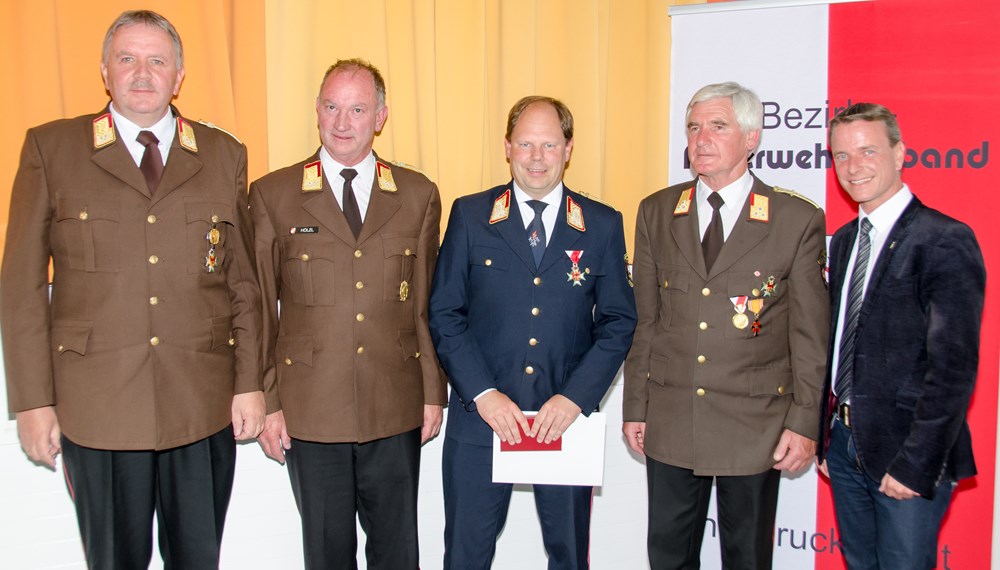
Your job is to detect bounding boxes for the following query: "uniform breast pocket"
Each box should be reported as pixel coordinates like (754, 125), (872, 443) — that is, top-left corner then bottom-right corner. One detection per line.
(725, 271), (784, 339)
(281, 237), (338, 306)
(185, 201), (233, 275)
(382, 234), (418, 302)
(54, 196), (120, 272)
(656, 265), (690, 330)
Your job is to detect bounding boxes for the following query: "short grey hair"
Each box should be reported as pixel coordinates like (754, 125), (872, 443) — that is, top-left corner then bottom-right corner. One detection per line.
(102, 10), (184, 69)
(686, 81), (763, 134)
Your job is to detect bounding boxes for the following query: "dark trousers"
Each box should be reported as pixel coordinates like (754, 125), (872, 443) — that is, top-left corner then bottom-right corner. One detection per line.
(646, 457), (780, 570)
(827, 419), (953, 569)
(442, 437), (593, 570)
(60, 426), (236, 570)
(285, 428), (421, 570)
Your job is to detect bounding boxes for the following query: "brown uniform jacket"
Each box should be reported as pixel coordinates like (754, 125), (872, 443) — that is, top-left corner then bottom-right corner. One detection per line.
(623, 176), (829, 476)
(1, 106), (262, 451)
(250, 152), (447, 443)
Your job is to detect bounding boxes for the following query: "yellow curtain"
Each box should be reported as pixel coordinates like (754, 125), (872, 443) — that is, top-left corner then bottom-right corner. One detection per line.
(0, 0), (706, 252)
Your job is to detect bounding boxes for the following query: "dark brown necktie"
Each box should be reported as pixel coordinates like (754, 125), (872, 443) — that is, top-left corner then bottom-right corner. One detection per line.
(702, 192), (725, 271)
(137, 131), (163, 194)
(340, 168), (362, 238)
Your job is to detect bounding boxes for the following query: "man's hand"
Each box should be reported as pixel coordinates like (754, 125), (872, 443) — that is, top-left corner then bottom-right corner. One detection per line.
(475, 391), (530, 444)
(880, 473), (920, 500)
(232, 391), (266, 440)
(17, 406), (61, 468)
(257, 410), (291, 464)
(623, 421), (646, 455)
(421, 404), (443, 444)
(531, 395), (581, 444)
(816, 458), (829, 478)
(772, 429), (816, 472)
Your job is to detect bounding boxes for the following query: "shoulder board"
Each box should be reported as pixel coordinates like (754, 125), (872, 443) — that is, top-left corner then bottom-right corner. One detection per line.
(773, 186), (820, 209)
(195, 120), (244, 145)
(389, 160), (427, 177)
(575, 190), (618, 212)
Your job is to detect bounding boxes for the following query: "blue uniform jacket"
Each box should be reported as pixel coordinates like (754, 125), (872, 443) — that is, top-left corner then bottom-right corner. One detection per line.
(430, 183), (637, 446)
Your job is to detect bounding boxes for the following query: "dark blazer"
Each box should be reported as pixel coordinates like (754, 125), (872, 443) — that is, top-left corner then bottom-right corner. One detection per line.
(818, 196), (984, 497)
(624, 176), (829, 476)
(1, 106), (261, 450)
(250, 152), (447, 443)
(429, 183), (637, 446)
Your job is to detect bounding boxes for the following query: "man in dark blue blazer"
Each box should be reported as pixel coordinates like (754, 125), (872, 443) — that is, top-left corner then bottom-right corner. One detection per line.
(818, 102), (985, 569)
(429, 96), (637, 569)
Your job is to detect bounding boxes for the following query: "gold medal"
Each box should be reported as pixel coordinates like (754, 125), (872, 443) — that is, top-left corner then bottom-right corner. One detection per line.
(732, 313), (749, 329)
(399, 280), (409, 302)
(208, 227), (220, 245)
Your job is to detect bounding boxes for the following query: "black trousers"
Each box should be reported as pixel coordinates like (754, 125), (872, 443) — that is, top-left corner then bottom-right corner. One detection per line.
(646, 457), (780, 570)
(286, 428), (421, 570)
(61, 426), (236, 570)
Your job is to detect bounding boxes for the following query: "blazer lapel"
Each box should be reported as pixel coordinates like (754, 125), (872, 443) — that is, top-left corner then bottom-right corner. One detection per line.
(151, 136), (202, 205)
(492, 184), (538, 272)
(301, 164), (357, 246)
(707, 180), (772, 280)
(357, 180), (401, 244)
(858, 197), (922, 319)
(669, 182), (708, 279)
(91, 135), (150, 199)
(538, 192), (584, 274)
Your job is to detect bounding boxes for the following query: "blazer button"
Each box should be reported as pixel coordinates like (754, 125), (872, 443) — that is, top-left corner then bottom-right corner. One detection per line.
(355, 281), (364, 290)
(531, 307), (540, 316)
(284, 357), (293, 365)
(149, 255), (159, 264)
(300, 253), (310, 261)
(701, 287), (711, 297)
(57, 344), (65, 352)
(485, 259), (493, 266)
(529, 338), (538, 346)
(699, 322), (708, 330)
(356, 313), (365, 322)
(356, 346), (365, 355)
(777, 385), (785, 395)
(211, 214), (220, 223)
(525, 366), (535, 375)
(697, 355), (706, 364)
(752, 288), (761, 297)
(663, 279), (669, 288)
(150, 336), (160, 346)
(228, 338), (236, 346)
(404, 248), (412, 256)
(533, 277), (542, 286)
(354, 249), (363, 258)
(696, 388), (706, 396)
(78, 211), (89, 221)
(149, 296), (159, 305)
(147, 214), (157, 224)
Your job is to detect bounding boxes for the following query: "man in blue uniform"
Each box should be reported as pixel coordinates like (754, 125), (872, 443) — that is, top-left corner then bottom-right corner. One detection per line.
(429, 96), (637, 569)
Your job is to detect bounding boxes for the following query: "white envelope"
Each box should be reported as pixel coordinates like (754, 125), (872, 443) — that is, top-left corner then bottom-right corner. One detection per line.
(492, 412), (607, 486)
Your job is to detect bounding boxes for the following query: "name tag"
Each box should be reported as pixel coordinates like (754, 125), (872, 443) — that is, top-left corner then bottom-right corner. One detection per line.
(290, 226), (319, 234)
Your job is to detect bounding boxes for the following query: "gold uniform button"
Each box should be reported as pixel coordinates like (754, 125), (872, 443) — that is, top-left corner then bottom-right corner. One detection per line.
(299, 253), (310, 261)
(356, 313), (365, 322)
(485, 259), (493, 266)
(356, 346), (365, 355)
(415, 352), (421, 358)
(355, 281), (364, 290)
(525, 366), (535, 375)
(404, 248), (412, 256)
(149, 255), (159, 264)
(696, 388), (706, 397)
(701, 287), (711, 297)
(150, 336), (160, 346)
(149, 296), (159, 305)
(699, 322), (708, 330)
(284, 357), (293, 365)
(57, 344), (65, 352)
(529, 338), (538, 346)
(147, 214), (157, 224)
(354, 249), (363, 258)
(752, 288), (761, 297)
(228, 338), (236, 346)
(777, 385), (785, 395)
(531, 307), (540, 316)
(533, 277), (542, 285)
(663, 279), (669, 288)
(697, 355), (706, 364)
(78, 211), (88, 221)
(211, 214), (220, 223)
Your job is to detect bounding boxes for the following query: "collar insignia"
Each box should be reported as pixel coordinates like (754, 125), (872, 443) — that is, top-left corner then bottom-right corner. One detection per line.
(302, 161), (323, 192)
(177, 118), (198, 152)
(749, 193), (769, 222)
(566, 196), (585, 232)
(674, 188), (692, 216)
(93, 113), (116, 149)
(489, 189), (511, 224)
(376, 162), (397, 192)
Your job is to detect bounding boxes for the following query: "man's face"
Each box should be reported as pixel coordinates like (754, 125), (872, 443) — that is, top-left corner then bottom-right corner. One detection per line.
(686, 97), (759, 190)
(504, 103), (573, 200)
(830, 120), (905, 214)
(101, 24), (184, 127)
(316, 68), (388, 167)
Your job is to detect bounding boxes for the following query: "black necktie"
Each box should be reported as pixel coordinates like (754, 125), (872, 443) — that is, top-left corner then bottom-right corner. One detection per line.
(835, 218), (874, 405)
(340, 168), (362, 238)
(527, 200), (547, 268)
(137, 131), (163, 194)
(702, 192), (725, 271)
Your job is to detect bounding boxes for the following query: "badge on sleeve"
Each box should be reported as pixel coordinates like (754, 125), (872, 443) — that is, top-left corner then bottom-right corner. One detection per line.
(302, 161), (323, 192)
(93, 113), (116, 149)
(673, 189), (692, 216)
(490, 190), (511, 224)
(566, 197), (585, 232)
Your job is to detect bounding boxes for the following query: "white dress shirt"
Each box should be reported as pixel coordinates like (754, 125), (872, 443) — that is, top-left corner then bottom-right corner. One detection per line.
(696, 170), (754, 241)
(319, 148), (376, 221)
(109, 103), (175, 167)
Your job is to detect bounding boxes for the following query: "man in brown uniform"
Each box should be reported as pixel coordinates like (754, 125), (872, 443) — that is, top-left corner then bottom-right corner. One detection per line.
(251, 59), (447, 568)
(1, 10), (264, 568)
(623, 82), (828, 569)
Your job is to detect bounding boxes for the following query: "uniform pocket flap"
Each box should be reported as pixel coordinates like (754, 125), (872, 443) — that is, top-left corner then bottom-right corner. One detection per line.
(55, 197), (119, 222)
(658, 266), (689, 292)
(382, 235), (418, 258)
(746, 367), (794, 397)
(276, 336), (314, 367)
(185, 201), (233, 225)
(471, 245), (510, 270)
(399, 329), (420, 360)
(52, 320), (93, 355)
(210, 315), (234, 350)
(648, 354), (670, 386)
